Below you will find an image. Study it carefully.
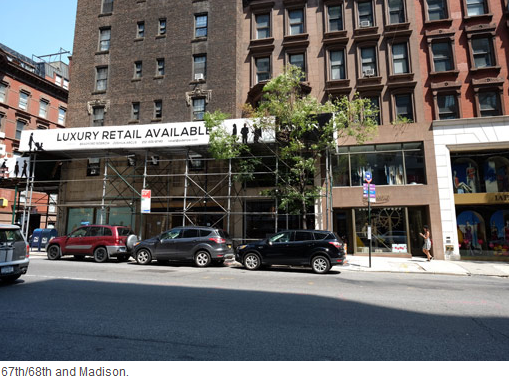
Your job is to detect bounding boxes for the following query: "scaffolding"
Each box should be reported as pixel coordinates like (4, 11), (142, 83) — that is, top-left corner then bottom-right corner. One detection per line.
(22, 144), (335, 245)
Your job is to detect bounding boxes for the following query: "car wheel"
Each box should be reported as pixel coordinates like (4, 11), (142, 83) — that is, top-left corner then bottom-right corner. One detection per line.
(0, 274), (21, 283)
(311, 255), (331, 274)
(93, 247), (108, 263)
(74, 255), (85, 261)
(136, 249), (152, 265)
(195, 251), (211, 267)
(243, 253), (261, 271)
(47, 245), (61, 260)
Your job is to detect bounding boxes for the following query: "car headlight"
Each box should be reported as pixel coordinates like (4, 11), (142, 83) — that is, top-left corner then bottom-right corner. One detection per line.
(238, 245), (247, 250)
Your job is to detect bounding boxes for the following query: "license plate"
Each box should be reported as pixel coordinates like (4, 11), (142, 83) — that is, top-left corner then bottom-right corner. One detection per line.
(1, 266), (14, 274)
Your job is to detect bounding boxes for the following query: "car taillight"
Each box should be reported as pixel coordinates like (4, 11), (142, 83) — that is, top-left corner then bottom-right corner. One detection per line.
(115, 238), (122, 245)
(329, 241), (341, 249)
(209, 237), (226, 244)
(26, 244), (30, 258)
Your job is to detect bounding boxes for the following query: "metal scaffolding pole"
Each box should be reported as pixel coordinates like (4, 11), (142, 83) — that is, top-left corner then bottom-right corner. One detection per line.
(24, 154), (37, 238)
(182, 149), (189, 226)
(100, 156), (108, 224)
(227, 158), (232, 232)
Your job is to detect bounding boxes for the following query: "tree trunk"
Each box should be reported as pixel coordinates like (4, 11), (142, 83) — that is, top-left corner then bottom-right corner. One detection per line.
(302, 199), (307, 230)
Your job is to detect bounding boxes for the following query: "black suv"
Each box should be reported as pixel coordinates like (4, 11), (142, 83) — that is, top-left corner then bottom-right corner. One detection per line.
(134, 226), (233, 267)
(235, 230), (345, 274)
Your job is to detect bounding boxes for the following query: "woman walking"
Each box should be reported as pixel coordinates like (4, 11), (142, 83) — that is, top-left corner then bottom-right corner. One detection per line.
(420, 225), (432, 261)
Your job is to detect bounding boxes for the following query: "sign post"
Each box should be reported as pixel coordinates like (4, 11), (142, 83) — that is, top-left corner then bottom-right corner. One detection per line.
(141, 189), (151, 214)
(364, 172), (374, 268)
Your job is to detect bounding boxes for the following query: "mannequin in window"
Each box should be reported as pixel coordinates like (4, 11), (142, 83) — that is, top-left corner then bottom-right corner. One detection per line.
(453, 170), (471, 193)
(485, 160), (498, 193)
(466, 162), (477, 193)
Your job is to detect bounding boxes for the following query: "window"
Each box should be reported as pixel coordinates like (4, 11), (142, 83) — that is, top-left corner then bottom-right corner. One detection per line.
(99, 28), (111, 51)
(156, 58), (165, 76)
(0, 114), (3, 130)
(255, 57), (270, 82)
(0, 83), (7, 103)
(15, 120), (26, 140)
(183, 229), (200, 238)
(431, 41), (453, 72)
(137, 22), (145, 38)
(388, 0), (405, 24)
(330, 50), (345, 80)
(39, 99), (49, 118)
(288, 53), (305, 75)
(392, 43), (409, 74)
(465, 0), (488, 16)
(288, 9), (304, 35)
(327, 5), (343, 32)
(154, 100), (162, 119)
(193, 98), (205, 121)
(478, 91), (501, 117)
(102, 0), (113, 14)
(158, 19), (166, 35)
(131, 102), (140, 121)
(394, 93), (414, 121)
(63, 79), (69, 90)
(87, 158), (101, 177)
(367, 96), (381, 125)
(92, 106), (104, 126)
(255, 13), (270, 39)
(332, 143), (426, 186)
(426, 0), (447, 21)
(95, 67), (108, 91)
(358, 1), (374, 27)
(19, 92), (28, 111)
(437, 94), (459, 119)
(193, 55), (206, 80)
(134, 61), (142, 79)
(361, 46), (377, 76)
(58, 107), (66, 125)
(471, 37), (494, 68)
(55, 75), (62, 87)
(294, 231), (314, 241)
(195, 14), (208, 37)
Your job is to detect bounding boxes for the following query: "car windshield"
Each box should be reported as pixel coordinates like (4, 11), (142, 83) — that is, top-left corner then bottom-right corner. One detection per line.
(0, 229), (24, 244)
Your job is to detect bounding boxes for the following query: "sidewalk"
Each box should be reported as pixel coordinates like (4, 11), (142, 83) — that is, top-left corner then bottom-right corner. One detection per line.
(340, 255), (509, 277)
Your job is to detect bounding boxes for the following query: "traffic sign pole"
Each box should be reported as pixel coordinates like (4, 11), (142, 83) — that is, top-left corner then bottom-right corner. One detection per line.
(364, 171), (372, 268)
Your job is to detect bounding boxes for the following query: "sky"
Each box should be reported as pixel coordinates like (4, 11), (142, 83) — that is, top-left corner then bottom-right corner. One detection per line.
(0, 0), (77, 63)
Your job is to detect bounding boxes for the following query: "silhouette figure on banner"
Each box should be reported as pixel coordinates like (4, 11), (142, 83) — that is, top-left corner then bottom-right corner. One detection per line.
(21, 160), (28, 178)
(241, 123), (249, 144)
(28, 133), (44, 152)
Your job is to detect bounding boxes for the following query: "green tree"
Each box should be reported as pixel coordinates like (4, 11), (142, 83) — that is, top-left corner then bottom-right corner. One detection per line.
(206, 65), (378, 229)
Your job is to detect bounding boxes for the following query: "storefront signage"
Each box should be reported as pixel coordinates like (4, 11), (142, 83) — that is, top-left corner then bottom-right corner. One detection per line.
(455, 192), (509, 205)
(19, 118), (274, 152)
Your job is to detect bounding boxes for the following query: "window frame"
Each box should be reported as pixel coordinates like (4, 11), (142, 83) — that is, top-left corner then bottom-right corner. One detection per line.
(193, 54), (207, 81)
(389, 40), (411, 75)
(92, 106), (105, 127)
(386, 0), (407, 25)
(153, 100), (162, 120)
(195, 14), (208, 38)
(392, 91), (415, 123)
(156, 58), (165, 77)
(325, 3), (344, 33)
(15, 119), (27, 140)
(254, 12), (271, 40)
(131, 102), (140, 121)
(327, 48), (347, 81)
(58, 107), (66, 126)
(192, 98), (206, 121)
(95, 66), (108, 92)
(287, 51), (307, 79)
(462, 0), (490, 18)
(254, 55), (271, 84)
(39, 98), (49, 119)
(356, 0), (375, 28)
(158, 18), (167, 36)
(435, 92), (461, 120)
(286, 7), (305, 36)
(133, 61), (143, 79)
(101, 0), (113, 14)
(0, 81), (8, 104)
(428, 37), (457, 73)
(358, 44), (379, 78)
(474, 88), (504, 118)
(136, 21), (145, 39)
(423, 0), (450, 22)
(18, 91), (29, 111)
(98, 27), (111, 52)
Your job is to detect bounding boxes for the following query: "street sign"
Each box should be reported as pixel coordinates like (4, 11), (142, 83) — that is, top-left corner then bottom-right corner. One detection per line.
(141, 189), (151, 214)
(363, 183), (376, 203)
(364, 171), (372, 183)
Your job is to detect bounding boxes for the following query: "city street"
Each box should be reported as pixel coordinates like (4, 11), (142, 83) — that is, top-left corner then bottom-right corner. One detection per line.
(1, 257), (509, 361)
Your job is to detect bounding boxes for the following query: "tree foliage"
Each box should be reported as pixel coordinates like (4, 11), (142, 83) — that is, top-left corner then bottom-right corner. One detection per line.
(207, 65), (378, 229)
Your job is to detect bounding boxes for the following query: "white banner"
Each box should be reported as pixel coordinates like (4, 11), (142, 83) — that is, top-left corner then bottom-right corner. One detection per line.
(19, 118), (274, 152)
(0, 156), (30, 179)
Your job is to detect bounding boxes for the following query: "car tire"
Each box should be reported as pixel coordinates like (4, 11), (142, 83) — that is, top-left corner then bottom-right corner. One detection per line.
(93, 247), (109, 263)
(195, 250), (211, 267)
(74, 255), (85, 261)
(243, 253), (261, 271)
(311, 255), (331, 274)
(47, 245), (61, 260)
(0, 274), (21, 283)
(136, 249), (152, 265)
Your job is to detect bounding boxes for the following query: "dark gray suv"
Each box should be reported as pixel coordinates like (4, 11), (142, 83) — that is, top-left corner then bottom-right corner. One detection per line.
(0, 224), (29, 283)
(134, 226), (233, 267)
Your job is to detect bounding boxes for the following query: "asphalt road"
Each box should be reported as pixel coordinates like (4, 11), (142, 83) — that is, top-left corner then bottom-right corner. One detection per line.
(1, 257), (509, 361)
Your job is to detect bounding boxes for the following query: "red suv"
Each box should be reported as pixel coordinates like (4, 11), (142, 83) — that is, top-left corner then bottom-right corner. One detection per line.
(47, 225), (137, 263)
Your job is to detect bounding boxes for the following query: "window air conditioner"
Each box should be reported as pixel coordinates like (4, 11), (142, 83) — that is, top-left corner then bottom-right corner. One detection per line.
(194, 73), (204, 81)
(364, 69), (375, 77)
(360, 20), (371, 27)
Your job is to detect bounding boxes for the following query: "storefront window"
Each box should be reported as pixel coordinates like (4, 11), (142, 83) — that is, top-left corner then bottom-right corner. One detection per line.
(332, 143), (425, 186)
(451, 151), (509, 194)
(67, 207), (94, 234)
(109, 206), (133, 228)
